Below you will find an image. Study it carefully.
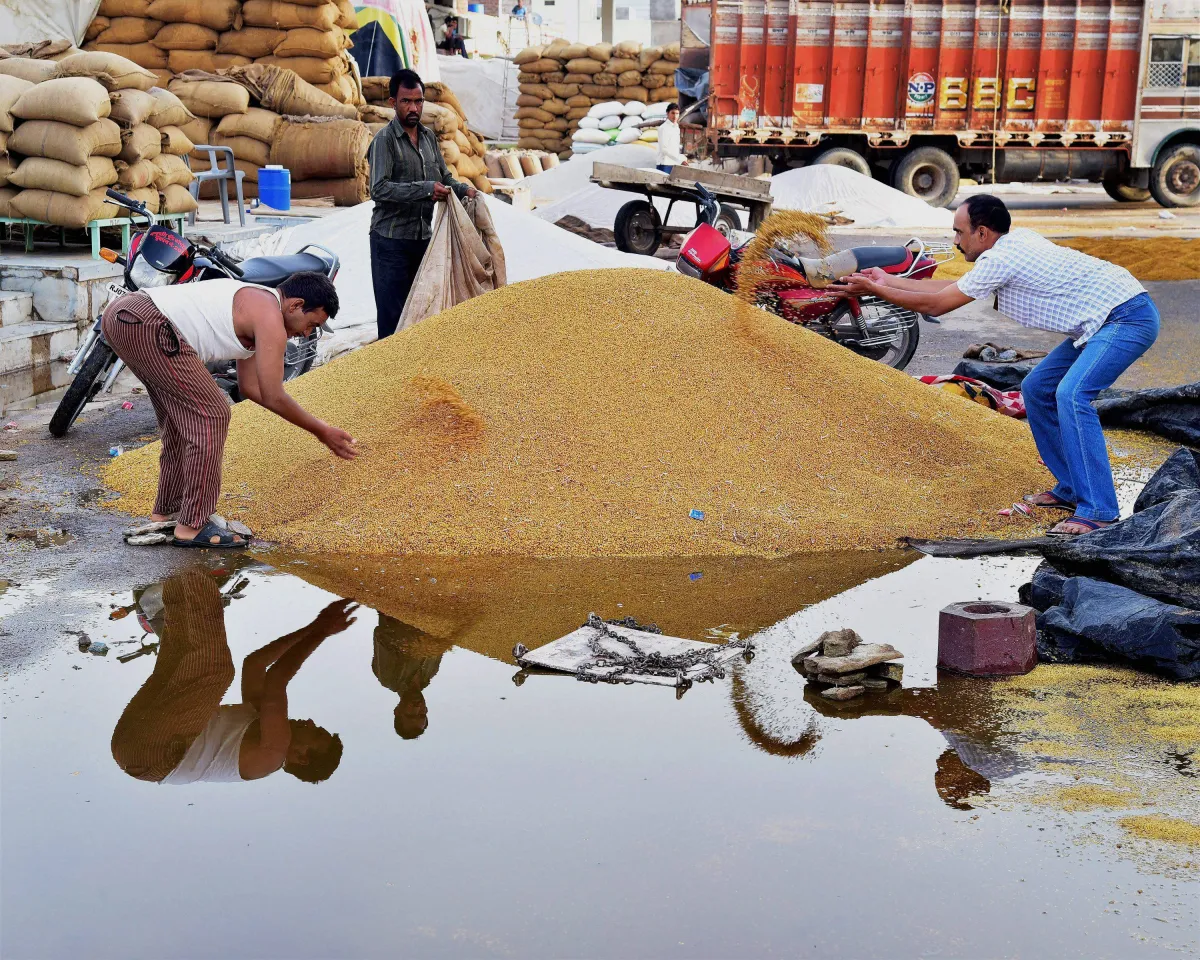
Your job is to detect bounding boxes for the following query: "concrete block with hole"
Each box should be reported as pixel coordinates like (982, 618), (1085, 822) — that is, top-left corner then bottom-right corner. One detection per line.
(938, 601), (1037, 676)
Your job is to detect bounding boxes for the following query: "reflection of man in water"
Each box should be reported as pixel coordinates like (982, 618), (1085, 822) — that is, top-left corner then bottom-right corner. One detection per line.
(112, 569), (357, 784)
(372, 612), (445, 740)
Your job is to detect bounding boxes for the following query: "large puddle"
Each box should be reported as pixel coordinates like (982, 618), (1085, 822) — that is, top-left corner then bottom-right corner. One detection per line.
(3, 548), (1198, 958)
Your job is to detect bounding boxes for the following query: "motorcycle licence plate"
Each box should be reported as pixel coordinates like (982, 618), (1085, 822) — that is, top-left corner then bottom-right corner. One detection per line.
(107, 282), (129, 300)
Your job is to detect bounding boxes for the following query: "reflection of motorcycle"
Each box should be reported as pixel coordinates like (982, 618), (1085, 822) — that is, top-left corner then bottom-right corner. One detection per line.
(50, 187), (339, 437)
(677, 184), (953, 370)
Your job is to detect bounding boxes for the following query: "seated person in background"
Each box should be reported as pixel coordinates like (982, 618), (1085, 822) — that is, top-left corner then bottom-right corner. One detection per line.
(511, 1), (527, 16)
(437, 15), (469, 57)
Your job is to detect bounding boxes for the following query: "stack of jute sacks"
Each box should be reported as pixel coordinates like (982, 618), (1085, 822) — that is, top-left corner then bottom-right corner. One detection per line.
(514, 38), (680, 158)
(0, 51), (198, 228)
(483, 149), (558, 181)
(83, 0), (364, 106)
(362, 78), (493, 195)
(169, 64), (367, 205)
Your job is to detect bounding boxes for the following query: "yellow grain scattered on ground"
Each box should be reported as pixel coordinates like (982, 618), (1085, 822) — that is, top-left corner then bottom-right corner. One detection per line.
(934, 237), (1200, 282)
(1044, 784), (1137, 811)
(1119, 815), (1200, 846)
(105, 269), (1050, 558)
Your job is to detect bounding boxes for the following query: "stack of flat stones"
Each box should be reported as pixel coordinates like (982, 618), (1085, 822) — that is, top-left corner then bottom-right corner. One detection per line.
(791, 628), (904, 702)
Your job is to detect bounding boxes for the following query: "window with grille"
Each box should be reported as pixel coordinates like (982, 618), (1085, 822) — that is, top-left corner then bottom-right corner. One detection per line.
(1148, 35), (1200, 88)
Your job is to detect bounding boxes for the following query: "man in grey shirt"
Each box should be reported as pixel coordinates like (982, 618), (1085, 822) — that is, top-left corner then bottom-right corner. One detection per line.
(367, 68), (474, 340)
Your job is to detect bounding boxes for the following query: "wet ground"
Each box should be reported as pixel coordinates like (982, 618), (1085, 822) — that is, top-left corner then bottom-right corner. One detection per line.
(2, 261), (1198, 959)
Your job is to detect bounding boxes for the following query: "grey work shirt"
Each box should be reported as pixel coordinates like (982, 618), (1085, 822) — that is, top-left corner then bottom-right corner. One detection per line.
(367, 118), (470, 240)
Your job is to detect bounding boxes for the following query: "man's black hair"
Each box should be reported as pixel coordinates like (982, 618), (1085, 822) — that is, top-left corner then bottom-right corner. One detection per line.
(284, 722), (344, 783)
(962, 193), (1011, 234)
(389, 68), (425, 100)
(666, 102), (678, 113)
(279, 271), (339, 318)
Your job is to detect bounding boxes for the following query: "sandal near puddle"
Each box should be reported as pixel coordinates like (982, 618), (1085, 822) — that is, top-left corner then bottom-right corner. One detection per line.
(1048, 517), (1113, 538)
(1022, 491), (1076, 510)
(126, 514), (252, 547)
(172, 519), (247, 550)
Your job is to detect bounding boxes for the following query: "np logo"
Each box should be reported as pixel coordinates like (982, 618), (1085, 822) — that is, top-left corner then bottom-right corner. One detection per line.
(907, 72), (936, 108)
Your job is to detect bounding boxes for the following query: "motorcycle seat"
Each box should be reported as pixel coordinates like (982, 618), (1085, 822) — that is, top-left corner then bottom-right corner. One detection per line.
(850, 246), (912, 271)
(237, 252), (329, 286)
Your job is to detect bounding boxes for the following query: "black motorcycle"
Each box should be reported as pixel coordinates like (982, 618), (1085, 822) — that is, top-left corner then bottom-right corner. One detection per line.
(50, 188), (341, 438)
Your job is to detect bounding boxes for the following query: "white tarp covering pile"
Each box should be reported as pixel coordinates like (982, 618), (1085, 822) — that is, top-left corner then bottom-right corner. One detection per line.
(433, 55), (520, 141)
(0, 0), (98, 44)
(770, 165), (954, 230)
(222, 195), (670, 362)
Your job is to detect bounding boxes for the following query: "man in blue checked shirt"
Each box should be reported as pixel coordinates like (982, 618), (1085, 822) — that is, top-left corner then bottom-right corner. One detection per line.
(833, 194), (1159, 538)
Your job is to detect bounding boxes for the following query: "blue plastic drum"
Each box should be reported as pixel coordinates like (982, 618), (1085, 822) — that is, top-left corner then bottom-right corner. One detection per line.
(258, 165), (291, 211)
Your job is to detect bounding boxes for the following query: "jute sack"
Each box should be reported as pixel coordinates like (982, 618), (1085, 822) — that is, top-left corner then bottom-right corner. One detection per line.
(151, 153), (192, 187)
(517, 117), (544, 130)
(357, 103), (392, 123)
(109, 89), (158, 126)
(515, 136), (542, 149)
(586, 43), (613, 61)
(146, 0), (242, 31)
(651, 87), (679, 102)
(8, 118), (122, 164)
(122, 185), (160, 213)
(452, 129), (472, 155)
(615, 40), (642, 58)
(515, 106), (553, 123)
(0, 75), (33, 133)
(561, 43), (589, 60)
(116, 157), (158, 188)
(13, 78), (112, 127)
(439, 139), (460, 166)
(150, 68), (173, 87)
(524, 58), (562, 74)
(147, 87), (194, 128)
(159, 182), (199, 213)
(269, 117), (368, 180)
(397, 193), (505, 332)
(54, 51), (157, 91)
(168, 73), (251, 118)
(99, 0), (153, 15)
(118, 123), (163, 162)
(215, 107), (280, 142)
(0, 154), (16, 186)
(241, 0), (338, 31)
(10, 156), (119, 196)
(255, 55), (343, 85)
(210, 132), (271, 166)
(517, 83), (552, 100)
(360, 76), (389, 101)
(563, 73), (594, 84)
(158, 125), (194, 154)
(620, 86), (649, 103)
(642, 73), (667, 89)
(226, 63), (356, 119)
(11, 187), (121, 227)
(580, 83), (615, 98)
(424, 82), (465, 118)
(565, 58), (603, 74)
(617, 70), (641, 86)
(274, 28), (348, 59)
(313, 75), (357, 104)
(515, 94), (543, 108)
(177, 115), (212, 145)
(638, 47), (663, 70)
(334, 0), (357, 28)
(0, 59), (60, 83)
(588, 73), (617, 88)
(421, 101), (460, 135)
(664, 41), (681, 61)
(566, 94), (590, 108)
(548, 83), (580, 99)
(542, 99), (569, 116)
(0, 186), (17, 216)
(648, 59), (677, 76)
(83, 42), (169, 70)
(86, 16), (111, 41)
(513, 46), (544, 66)
(96, 18), (163, 44)
(152, 24), (220, 51)
(603, 58), (641, 74)
(168, 51), (252, 73)
(542, 38), (570, 59)
(216, 28), (285, 58)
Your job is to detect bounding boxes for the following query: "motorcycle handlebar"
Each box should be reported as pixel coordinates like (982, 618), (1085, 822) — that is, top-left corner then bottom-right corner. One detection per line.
(209, 247), (245, 278)
(105, 187), (153, 226)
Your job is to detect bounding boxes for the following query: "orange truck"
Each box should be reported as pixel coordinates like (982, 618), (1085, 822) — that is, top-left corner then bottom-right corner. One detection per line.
(684, 0), (1199, 206)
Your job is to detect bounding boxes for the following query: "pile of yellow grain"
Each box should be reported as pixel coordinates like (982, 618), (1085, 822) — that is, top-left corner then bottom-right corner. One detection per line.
(105, 269), (1048, 557)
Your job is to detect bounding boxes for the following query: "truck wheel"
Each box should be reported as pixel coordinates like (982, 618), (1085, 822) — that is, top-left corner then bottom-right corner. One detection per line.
(813, 148), (871, 177)
(614, 199), (663, 255)
(1149, 143), (1200, 208)
(893, 147), (960, 208)
(1102, 171), (1151, 203)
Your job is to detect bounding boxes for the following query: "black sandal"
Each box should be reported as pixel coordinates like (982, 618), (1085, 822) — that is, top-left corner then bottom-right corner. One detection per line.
(172, 520), (248, 550)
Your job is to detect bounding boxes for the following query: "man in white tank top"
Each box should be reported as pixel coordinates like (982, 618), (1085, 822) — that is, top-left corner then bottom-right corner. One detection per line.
(101, 272), (358, 549)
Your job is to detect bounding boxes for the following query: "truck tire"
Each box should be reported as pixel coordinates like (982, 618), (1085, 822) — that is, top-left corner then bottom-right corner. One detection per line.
(614, 199), (663, 255)
(813, 148), (870, 177)
(893, 147), (960, 208)
(1102, 170), (1151, 203)
(1149, 143), (1200, 208)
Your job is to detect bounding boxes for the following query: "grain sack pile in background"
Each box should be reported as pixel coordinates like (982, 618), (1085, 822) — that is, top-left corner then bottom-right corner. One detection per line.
(362, 77), (493, 195)
(513, 38), (680, 159)
(106, 269), (1050, 559)
(573, 99), (670, 154)
(83, 0), (364, 106)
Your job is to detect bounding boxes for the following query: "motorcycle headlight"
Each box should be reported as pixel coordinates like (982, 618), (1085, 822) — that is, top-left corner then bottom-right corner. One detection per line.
(128, 257), (175, 290)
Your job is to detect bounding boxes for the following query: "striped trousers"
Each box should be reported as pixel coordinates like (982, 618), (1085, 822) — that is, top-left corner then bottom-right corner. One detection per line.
(101, 292), (230, 529)
(110, 569), (234, 782)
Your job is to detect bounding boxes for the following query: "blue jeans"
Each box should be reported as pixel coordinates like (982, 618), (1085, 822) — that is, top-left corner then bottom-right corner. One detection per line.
(1021, 293), (1159, 521)
(657, 164), (673, 174)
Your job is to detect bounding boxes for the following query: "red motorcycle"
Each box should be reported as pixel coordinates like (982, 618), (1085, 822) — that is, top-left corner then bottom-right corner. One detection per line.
(677, 184), (952, 370)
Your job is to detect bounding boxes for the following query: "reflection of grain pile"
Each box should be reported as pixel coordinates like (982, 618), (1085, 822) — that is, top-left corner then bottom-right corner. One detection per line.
(937, 237), (1199, 283)
(361, 78), (493, 195)
(106, 269), (1049, 557)
(513, 38), (681, 158)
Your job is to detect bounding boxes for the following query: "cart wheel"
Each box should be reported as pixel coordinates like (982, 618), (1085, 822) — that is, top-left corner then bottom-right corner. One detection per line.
(614, 200), (663, 255)
(713, 203), (741, 237)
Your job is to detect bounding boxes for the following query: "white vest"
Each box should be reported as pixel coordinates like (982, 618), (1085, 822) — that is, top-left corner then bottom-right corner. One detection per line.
(145, 279), (280, 364)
